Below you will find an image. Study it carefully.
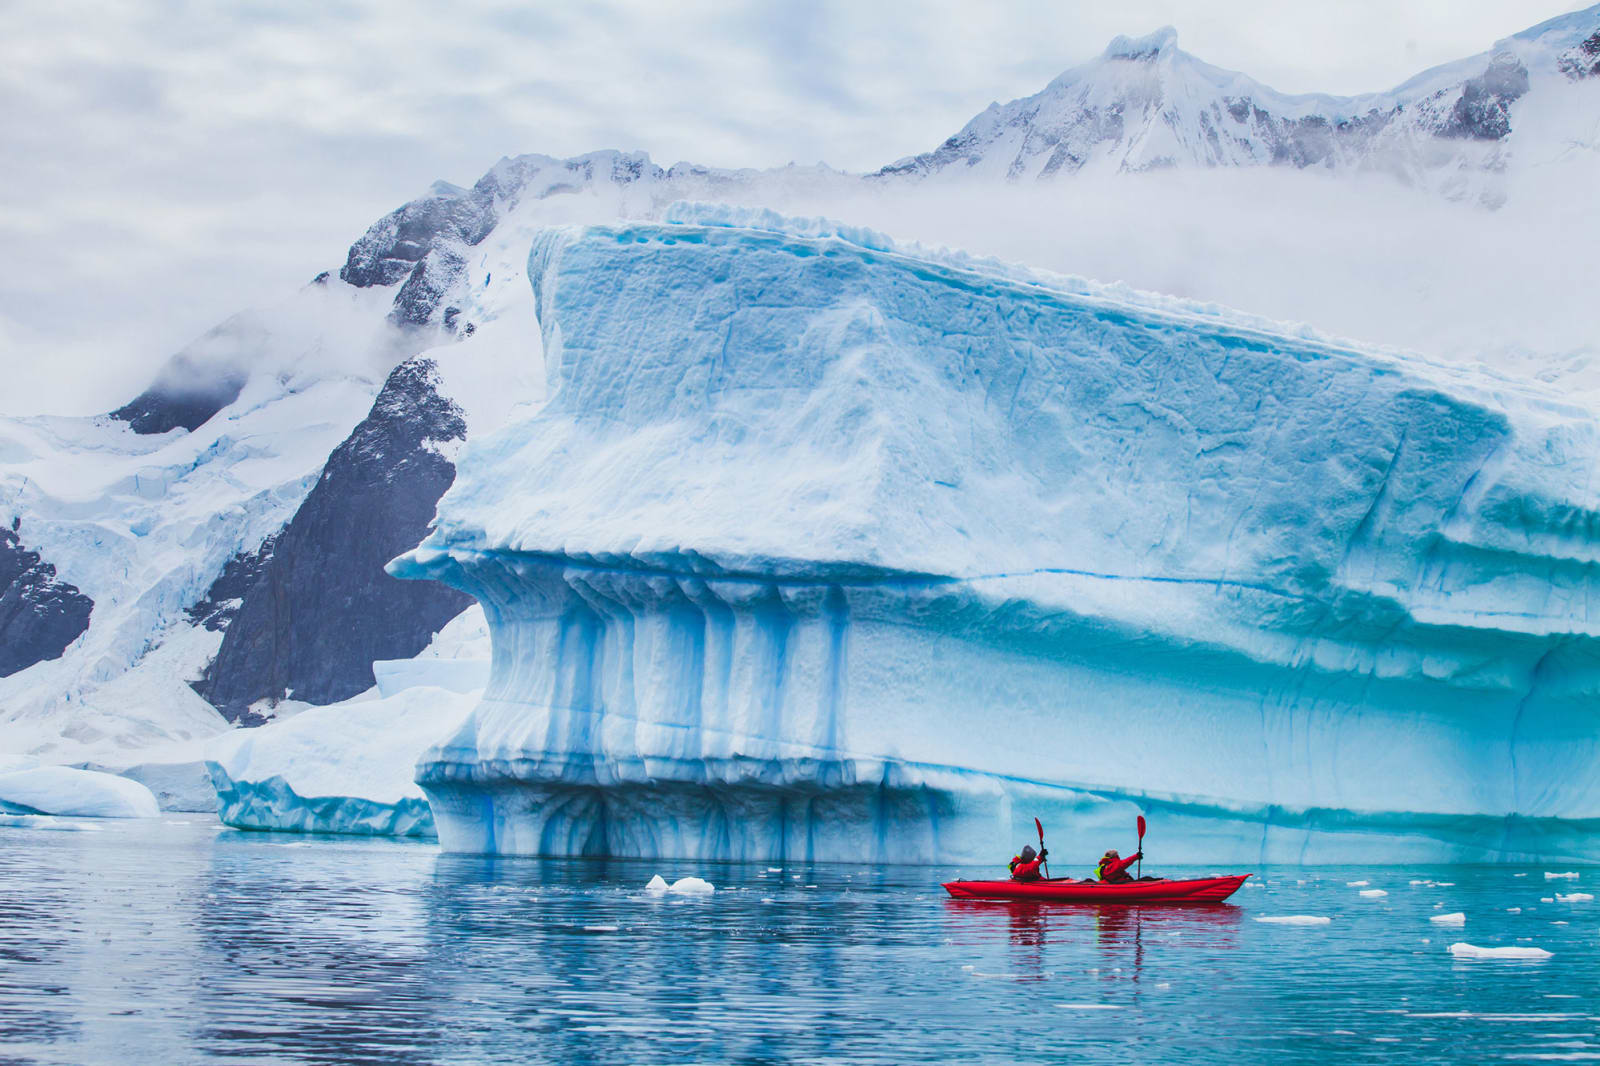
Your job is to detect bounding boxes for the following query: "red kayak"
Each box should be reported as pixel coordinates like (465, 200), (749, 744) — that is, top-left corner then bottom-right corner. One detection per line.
(942, 874), (1250, 904)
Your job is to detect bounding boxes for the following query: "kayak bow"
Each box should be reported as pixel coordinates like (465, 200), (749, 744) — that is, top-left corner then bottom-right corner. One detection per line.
(942, 874), (1250, 904)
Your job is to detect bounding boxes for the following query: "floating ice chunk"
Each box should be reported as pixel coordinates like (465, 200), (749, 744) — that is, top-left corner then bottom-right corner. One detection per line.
(1347, 880), (1370, 887)
(583, 925), (619, 933)
(206, 684), (477, 838)
(1448, 943), (1552, 960)
(668, 877), (714, 895)
(1409, 880), (1430, 886)
(1556, 892), (1594, 902)
(1541, 897), (1555, 903)
(0, 766), (159, 818)
(645, 875), (669, 893)
(0, 813), (98, 831)
(1514, 873), (1528, 877)
(1545, 872), (1580, 880)
(1506, 907), (1522, 913)
(1359, 889), (1388, 898)
(767, 867), (782, 873)
(1552, 920), (1569, 925)
(1254, 915), (1332, 925)
(1434, 882), (1455, 887)
(1429, 913), (1466, 926)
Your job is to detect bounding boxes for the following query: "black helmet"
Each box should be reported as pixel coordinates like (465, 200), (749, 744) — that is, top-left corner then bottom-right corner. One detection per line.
(1020, 845), (1037, 863)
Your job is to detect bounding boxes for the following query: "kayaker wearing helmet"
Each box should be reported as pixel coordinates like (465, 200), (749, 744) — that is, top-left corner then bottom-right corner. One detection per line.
(1008, 844), (1048, 882)
(1095, 849), (1143, 883)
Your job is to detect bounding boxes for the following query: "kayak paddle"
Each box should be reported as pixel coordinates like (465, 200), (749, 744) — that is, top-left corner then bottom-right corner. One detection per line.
(1035, 817), (1047, 878)
(1136, 814), (1146, 878)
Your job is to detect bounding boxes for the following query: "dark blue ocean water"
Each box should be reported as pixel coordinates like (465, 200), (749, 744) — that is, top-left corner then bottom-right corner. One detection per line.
(2, 817), (1596, 1065)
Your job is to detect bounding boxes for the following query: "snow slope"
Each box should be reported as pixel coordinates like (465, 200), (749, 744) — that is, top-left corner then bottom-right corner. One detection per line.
(394, 205), (1600, 864)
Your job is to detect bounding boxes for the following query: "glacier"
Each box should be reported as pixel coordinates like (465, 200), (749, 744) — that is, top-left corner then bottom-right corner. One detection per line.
(391, 203), (1600, 865)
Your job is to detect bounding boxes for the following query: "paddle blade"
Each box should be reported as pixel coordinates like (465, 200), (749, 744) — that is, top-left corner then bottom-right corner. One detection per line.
(1034, 817), (1044, 846)
(1137, 815), (1147, 840)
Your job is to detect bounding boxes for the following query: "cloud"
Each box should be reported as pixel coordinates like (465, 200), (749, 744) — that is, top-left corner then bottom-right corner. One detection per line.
(0, 0), (1585, 414)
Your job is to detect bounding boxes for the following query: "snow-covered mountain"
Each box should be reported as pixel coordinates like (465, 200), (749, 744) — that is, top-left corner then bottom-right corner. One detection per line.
(879, 9), (1600, 205)
(1, 5), (1597, 784)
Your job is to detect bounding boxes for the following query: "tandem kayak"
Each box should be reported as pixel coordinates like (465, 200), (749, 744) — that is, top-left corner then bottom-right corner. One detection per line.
(942, 874), (1250, 904)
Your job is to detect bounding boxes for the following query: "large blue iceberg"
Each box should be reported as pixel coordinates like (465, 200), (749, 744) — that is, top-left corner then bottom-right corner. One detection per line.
(392, 203), (1600, 864)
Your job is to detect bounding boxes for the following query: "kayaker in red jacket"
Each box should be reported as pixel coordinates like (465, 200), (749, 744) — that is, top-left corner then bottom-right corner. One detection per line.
(1008, 844), (1048, 881)
(1096, 849), (1142, 883)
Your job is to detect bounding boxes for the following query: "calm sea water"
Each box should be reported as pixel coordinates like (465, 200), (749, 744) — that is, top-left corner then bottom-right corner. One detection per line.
(1, 817), (1596, 1065)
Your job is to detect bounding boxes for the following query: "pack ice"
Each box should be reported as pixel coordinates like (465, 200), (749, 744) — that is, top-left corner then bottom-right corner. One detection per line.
(392, 203), (1600, 863)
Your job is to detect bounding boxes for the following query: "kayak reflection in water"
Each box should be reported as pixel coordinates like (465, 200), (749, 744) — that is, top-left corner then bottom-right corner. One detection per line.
(1007, 844), (1047, 882)
(1095, 849), (1144, 883)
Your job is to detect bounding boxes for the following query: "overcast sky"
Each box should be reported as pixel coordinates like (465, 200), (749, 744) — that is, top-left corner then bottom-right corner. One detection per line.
(0, 0), (1583, 415)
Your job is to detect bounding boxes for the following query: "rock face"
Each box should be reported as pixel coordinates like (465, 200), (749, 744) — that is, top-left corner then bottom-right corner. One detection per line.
(0, 523), (93, 678)
(193, 359), (472, 722)
(394, 206), (1600, 864)
(110, 369), (248, 436)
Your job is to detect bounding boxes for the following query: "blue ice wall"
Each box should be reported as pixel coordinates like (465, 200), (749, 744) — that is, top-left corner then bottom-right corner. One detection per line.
(393, 204), (1600, 864)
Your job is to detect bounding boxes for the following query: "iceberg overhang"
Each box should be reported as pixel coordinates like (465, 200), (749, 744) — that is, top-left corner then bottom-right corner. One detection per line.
(392, 204), (1600, 863)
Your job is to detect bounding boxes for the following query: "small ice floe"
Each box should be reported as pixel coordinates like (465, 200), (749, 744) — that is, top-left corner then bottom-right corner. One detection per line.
(1434, 882), (1455, 887)
(1429, 913), (1466, 926)
(1244, 882), (1264, 889)
(646, 875), (669, 893)
(1514, 873), (1527, 877)
(1541, 897), (1556, 903)
(1409, 880), (1431, 886)
(760, 897), (775, 904)
(1359, 889), (1388, 898)
(1545, 872), (1580, 880)
(1448, 943), (1553, 960)
(1347, 880), (1370, 887)
(583, 925), (619, 933)
(668, 876), (715, 895)
(1506, 907), (1522, 913)
(1552, 921), (1569, 925)
(0, 814), (97, 832)
(766, 867), (782, 873)
(1254, 915), (1331, 925)
(1556, 892), (1594, 903)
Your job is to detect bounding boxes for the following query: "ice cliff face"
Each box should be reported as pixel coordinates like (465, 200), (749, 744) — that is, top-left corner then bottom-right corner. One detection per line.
(393, 205), (1600, 863)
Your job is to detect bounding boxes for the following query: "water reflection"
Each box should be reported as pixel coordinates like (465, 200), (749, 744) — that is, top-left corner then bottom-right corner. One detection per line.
(4, 822), (1600, 1065)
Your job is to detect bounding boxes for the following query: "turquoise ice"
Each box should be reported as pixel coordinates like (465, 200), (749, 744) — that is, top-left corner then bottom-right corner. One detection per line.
(393, 204), (1600, 863)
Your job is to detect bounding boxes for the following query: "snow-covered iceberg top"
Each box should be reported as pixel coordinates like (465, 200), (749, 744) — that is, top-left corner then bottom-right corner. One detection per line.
(392, 204), (1600, 863)
(0, 766), (160, 819)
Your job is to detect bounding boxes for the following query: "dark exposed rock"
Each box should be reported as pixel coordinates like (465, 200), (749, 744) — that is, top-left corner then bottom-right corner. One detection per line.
(0, 524), (93, 678)
(339, 192), (494, 290)
(391, 245), (468, 327)
(191, 358), (473, 723)
(1559, 30), (1600, 79)
(185, 533), (280, 632)
(1440, 53), (1530, 140)
(111, 366), (247, 435)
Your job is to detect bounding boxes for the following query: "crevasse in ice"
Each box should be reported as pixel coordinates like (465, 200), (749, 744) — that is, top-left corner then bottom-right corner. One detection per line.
(391, 203), (1600, 864)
